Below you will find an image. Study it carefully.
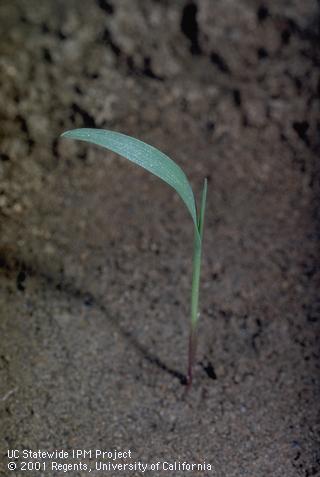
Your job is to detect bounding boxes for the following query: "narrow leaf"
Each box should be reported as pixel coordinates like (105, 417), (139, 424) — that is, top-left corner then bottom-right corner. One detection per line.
(61, 128), (198, 229)
(198, 178), (207, 240)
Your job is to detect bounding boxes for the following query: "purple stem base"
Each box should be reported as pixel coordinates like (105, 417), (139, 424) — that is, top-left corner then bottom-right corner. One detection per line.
(186, 325), (197, 388)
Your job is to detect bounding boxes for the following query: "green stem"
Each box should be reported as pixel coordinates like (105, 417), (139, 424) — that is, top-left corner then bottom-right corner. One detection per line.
(186, 178), (207, 386)
(191, 238), (202, 329)
(187, 237), (202, 386)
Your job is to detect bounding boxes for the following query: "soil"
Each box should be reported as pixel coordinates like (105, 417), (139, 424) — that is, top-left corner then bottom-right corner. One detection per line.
(0, 0), (319, 476)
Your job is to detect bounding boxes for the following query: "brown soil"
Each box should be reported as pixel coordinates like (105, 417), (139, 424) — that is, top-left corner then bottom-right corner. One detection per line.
(0, 0), (319, 476)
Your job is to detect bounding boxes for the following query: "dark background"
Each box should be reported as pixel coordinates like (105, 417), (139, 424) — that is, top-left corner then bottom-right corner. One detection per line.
(0, 1), (319, 476)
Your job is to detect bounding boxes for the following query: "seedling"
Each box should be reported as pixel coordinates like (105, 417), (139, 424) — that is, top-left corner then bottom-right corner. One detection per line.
(61, 129), (207, 385)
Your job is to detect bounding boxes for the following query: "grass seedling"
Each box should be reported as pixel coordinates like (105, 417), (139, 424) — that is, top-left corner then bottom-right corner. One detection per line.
(61, 129), (207, 386)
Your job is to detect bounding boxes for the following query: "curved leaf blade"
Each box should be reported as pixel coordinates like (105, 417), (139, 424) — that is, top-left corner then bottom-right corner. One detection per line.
(61, 128), (198, 228)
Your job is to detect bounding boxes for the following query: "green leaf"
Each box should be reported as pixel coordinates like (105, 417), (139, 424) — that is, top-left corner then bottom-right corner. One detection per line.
(198, 178), (207, 240)
(61, 128), (198, 229)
